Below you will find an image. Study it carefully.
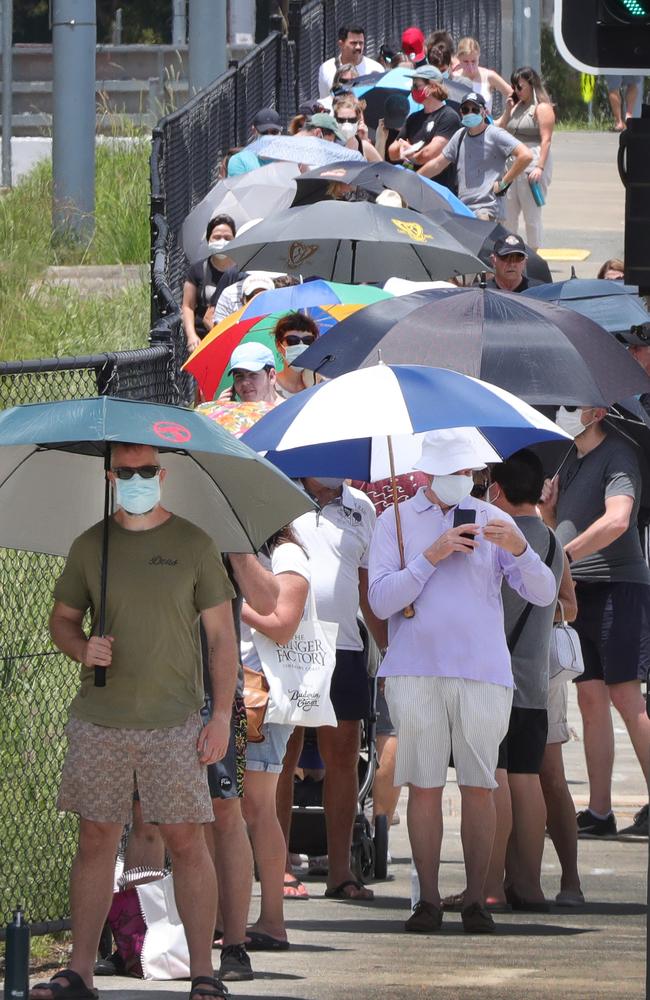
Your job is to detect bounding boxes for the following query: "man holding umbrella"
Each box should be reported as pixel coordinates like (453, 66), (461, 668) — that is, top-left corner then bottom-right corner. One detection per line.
(32, 443), (238, 1000)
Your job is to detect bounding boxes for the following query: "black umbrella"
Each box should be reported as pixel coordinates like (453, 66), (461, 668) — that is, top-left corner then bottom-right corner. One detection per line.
(222, 201), (484, 283)
(296, 286), (650, 406)
(522, 278), (650, 341)
(434, 216), (552, 284)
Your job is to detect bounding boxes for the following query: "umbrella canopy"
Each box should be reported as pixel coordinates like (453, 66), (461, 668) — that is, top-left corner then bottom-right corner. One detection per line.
(0, 397), (312, 557)
(241, 364), (571, 479)
(522, 279), (650, 340)
(181, 162), (300, 264)
(429, 216), (552, 284)
(222, 279), (392, 320)
(295, 286), (650, 407)
(352, 68), (473, 126)
(293, 160), (475, 217)
(245, 134), (364, 167)
(221, 201), (484, 283)
(184, 303), (364, 402)
(196, 400), (275, 438)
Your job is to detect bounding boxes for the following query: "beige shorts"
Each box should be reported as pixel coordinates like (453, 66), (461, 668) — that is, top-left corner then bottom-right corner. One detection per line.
(57, 713), (213, 824)
(385, 675), (513, 790)
(547, 678), (570, 745)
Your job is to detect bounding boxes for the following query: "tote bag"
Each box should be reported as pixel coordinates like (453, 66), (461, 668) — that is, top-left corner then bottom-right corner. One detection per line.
(549, 600), (585, 685)
(252, 587), (338, 727)
(107, 871), (190, 980)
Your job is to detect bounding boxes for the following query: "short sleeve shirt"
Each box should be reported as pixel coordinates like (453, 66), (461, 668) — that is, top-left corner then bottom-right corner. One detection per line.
(54, 515), (235, 729)
(555, 432), (650, 584)
(443, 124), (520, 214)
(398, 105), (460, 190)
(293, 484), (376, 650)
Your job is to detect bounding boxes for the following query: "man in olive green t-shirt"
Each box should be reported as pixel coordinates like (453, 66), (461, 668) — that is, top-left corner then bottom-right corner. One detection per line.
(34, 443), (238, 1000)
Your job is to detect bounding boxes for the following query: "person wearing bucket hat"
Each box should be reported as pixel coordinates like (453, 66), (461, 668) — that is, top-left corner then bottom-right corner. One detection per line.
(419, 91), (533, 219)
(387, 66), (460, 181)
(368, 429), (557, 935)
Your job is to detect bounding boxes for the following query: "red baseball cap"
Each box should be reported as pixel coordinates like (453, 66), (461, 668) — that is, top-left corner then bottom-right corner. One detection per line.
(401, 27), (426, 62)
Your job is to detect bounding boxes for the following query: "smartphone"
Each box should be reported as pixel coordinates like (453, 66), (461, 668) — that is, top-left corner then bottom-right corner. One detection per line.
(453, 507), (477, 540)
(511, 90), (519, 104)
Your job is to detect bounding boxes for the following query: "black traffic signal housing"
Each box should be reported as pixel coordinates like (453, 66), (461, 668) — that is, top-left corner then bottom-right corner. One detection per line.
(555, 0), (650, 72)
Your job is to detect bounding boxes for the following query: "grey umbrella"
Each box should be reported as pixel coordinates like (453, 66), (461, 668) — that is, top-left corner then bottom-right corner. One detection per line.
(221, 201), (485, 283)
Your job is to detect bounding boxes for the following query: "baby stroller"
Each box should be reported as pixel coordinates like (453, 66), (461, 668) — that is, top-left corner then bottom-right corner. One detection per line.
(288, 619), (390, 882)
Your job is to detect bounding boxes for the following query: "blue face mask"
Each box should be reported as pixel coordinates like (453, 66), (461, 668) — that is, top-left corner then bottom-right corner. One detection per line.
(461, 112), (483, 128)
(115, 474), (161, 515)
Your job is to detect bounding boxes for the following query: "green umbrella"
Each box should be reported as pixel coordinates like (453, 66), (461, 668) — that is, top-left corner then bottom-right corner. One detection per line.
(0, 396), (313, 685)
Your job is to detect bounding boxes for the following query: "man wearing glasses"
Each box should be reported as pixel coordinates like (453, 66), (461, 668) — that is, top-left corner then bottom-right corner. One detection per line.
(40, 443), (239, 1000)
(419, 91), (532, 220)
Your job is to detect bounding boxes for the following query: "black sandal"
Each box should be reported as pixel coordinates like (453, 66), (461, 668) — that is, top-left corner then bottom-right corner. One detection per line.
(30, 970), (98, 999)
(189, 975), (229, 999)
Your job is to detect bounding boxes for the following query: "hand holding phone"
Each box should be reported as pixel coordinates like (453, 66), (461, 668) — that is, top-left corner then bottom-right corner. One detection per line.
(453, 507), (477, 539)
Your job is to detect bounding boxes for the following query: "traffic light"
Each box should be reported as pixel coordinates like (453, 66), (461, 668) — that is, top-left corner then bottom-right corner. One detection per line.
(555, 0), (650, 72)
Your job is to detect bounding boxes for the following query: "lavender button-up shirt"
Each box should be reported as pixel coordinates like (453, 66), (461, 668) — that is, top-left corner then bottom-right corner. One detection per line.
(368, 490), (557, 687)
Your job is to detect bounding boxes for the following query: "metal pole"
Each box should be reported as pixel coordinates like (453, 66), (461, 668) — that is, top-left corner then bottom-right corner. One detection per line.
(172, 0), (187, 46)
(52, 0), (96, 241)
(189, 0), (226, 95)
(512, 0), (541, 72)
(112, 8), (122, 46)
(1, 0), (13, 188)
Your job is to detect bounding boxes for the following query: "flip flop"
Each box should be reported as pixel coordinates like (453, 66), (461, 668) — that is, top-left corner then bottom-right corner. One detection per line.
(283, 876), (309, 900)
(324, 879), (374, 900)
(245, 930), (290, 951)
(30, 970), (99, 999)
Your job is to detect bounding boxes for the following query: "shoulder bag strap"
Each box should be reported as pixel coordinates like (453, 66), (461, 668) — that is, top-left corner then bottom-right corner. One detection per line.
(507, 528), (557, 653)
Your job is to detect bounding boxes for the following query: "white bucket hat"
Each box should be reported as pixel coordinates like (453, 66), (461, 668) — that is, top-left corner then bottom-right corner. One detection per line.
(413, 429), (492, 475)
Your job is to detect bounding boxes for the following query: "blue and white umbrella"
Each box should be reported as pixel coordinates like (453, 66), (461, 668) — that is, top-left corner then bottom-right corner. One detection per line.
(246, 134), (364, 167)
(241, 364), (571, 480)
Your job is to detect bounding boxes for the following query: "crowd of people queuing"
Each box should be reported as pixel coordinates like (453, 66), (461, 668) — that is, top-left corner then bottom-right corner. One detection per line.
(30, 18), (650, 1000)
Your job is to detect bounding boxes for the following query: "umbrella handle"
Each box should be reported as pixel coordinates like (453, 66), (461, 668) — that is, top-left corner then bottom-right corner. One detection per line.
(95, 449), (111, 689)
(386, 435), (415, 619)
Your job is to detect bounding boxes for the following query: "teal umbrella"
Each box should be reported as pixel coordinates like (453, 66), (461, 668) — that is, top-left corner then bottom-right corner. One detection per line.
(0, 396), (313, 686)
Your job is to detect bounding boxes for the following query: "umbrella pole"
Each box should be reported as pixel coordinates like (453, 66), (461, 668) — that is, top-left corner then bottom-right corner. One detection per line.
(387, 435), (415, 619)
(95, 447), (111, 688)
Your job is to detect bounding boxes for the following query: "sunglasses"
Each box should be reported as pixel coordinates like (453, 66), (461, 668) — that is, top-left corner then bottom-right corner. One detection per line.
(283, 334), (316, 346)
(514, 81), (527, 90)
(460, 104), (482, 114)
(334, 115), (357, 123)
(112, 465), (160, 481)
(263, 128), (282, 135)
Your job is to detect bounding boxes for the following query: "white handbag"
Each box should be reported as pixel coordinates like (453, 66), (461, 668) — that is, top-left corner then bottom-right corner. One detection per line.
(136, 874), (191, 981)
(252, 587), (339, 728)
(549, 600), (585, 685)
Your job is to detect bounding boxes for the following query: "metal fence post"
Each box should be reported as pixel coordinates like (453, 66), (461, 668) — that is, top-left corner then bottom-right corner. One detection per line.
(172, 0), (187, 46)
(189, 0), (226, 95)
(513, 0), (541, 75)
(52, 0), (96, 241)
(1, 0), (13, 188)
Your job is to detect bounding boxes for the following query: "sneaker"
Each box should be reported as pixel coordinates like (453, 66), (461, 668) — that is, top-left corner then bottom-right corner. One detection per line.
(461, 901), (496, 934)
(618, 803), (649, 838)
(404, 899), (443, 933)
(219, 943), (254, 982)
(576, 808), (617, 838)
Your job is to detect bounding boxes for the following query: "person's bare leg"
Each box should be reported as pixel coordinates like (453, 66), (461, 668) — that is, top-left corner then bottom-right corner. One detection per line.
(459, 786), (496, 906)
(372, 734), (401, 826)
(209, 798), (253, 946)
(483, 768), (511, 904)
(125, 798), (165, 872)
(540, 742), (582, 894)
(407, 785), (443, 907)
(242, 770), (287, 940)
(506, 773), (547, 901)
(318, 721), (373, 898)
(576, 679), (615, 815)
(609, 680), (650, 786)
(608, 86), (625, 129)
(160, 822), (217, 982)
(30, 820), (123, 998)
(276, 726), (307, 895)
(625, 82), (639, 119)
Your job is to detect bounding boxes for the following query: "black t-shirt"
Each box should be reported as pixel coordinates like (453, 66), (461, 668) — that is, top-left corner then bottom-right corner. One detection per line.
(488, 275), (543, 293)
(398, 105), (461, 190)
(186, 261), (242, 332)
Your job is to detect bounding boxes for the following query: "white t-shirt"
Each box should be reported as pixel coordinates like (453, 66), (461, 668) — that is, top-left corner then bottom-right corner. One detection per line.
(240, 542), (310, 672)
(293, 484), (375, 650)
(318, 55), (384, 98)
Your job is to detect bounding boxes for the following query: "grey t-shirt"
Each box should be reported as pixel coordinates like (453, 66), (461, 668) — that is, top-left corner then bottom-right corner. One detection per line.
(555, 432), (650, 585)
(442, 124), (520, 214)
(503, 517), (563, 709)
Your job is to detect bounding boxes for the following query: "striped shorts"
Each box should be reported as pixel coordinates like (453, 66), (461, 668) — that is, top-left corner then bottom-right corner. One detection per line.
(384, 676), (513, 790)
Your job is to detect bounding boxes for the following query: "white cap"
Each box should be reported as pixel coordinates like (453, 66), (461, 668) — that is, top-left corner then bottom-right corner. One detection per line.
(241, 273), (276, 298)
(413, 429), (489, 475)
(375, 188), (404, 209)
(228, 341), (276, 374)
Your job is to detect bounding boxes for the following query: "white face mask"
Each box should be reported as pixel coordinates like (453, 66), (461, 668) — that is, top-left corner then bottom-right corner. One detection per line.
(556, 406), (594, 439)
(208, 238), (232, 264)
(486, 483), (500, 505)
(285, 344), (308, 369)
(430, 473), (474, 507)
(340, 121), (358, 140)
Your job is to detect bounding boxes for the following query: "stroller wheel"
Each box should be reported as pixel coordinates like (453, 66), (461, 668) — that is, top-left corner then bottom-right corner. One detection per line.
(373, 814), (389, 881)
(351, 815), (375, 883)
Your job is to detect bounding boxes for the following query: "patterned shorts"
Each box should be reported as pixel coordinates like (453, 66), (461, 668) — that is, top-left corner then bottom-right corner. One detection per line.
(202, 694), (247, 799)
(57, 713), (213, 825)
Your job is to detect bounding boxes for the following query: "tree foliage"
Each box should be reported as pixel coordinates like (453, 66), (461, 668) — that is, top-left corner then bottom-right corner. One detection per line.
(13, 1), (174, 45)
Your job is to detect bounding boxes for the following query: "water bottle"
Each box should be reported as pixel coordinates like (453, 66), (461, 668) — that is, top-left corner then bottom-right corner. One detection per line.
(4, 907), (30, 1000)
(410, 863), (420, 909)
(529, 177), (546, 207)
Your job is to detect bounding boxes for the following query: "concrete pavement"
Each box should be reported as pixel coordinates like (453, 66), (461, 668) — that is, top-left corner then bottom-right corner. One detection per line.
(77, 684), (648, 1000)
